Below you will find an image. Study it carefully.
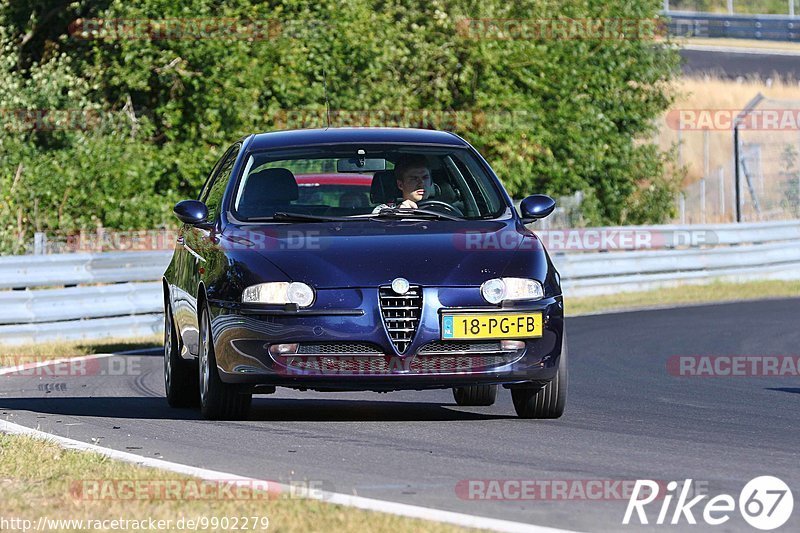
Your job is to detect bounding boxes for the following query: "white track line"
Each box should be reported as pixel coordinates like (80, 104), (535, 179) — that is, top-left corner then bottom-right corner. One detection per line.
(0, 356), (582, 533)
(0, 352), (115, 376)
(682, 43), (800, 57)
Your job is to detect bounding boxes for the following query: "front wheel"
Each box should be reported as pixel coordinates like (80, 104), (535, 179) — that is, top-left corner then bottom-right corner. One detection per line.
(452, 385), (497, 406)
(198, 306), (252, 420)
(164, 304), (199, 407)
(511, 335), (568, 419)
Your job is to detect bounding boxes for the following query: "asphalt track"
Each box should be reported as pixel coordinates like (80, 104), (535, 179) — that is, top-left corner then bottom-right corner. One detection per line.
(680, 48), (800, 79)
(1, 299), (798, 532)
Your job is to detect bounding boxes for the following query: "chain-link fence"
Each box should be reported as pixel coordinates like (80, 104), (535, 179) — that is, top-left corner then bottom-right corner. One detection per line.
(664, 95), (800, 223)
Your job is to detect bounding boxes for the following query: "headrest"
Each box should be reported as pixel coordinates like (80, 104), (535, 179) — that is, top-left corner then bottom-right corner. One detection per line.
(370, 170), (400, 204)
(242, 168), (298, 204)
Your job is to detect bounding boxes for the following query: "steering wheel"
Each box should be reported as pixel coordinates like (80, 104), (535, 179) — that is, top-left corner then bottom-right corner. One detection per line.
(416, 199), (464, 217)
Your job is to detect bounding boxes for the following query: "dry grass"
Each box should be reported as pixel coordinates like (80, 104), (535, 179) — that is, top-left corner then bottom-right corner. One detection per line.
(0, 434), (469, 533)
(679, 37), (800, 52)
(567, 279), (800, 316)
(661, 77), (800, 185)
(657, 76), (800, 222)
(0, 335), (161, 368)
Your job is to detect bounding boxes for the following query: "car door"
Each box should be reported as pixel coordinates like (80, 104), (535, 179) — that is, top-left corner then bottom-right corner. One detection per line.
(175, 143), (241, 356)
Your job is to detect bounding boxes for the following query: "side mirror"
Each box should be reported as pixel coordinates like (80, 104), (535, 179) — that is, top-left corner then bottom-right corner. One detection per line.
(519, 194), (556, 222)
(173, 200), (209, 225)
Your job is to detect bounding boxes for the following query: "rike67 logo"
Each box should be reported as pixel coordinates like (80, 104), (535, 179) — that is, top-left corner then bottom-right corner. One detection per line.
(623, 477), (793, 530)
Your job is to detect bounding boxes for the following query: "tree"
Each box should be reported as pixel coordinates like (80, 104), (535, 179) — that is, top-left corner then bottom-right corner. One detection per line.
(0, 0), (681, 253)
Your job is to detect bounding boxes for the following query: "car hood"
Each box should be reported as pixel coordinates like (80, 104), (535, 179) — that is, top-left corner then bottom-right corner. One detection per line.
(226, 219), (541, 289)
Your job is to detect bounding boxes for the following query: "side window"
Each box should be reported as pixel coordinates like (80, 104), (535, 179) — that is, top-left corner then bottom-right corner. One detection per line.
(204, 144), (240, 221)
(198, 151), (227, 203)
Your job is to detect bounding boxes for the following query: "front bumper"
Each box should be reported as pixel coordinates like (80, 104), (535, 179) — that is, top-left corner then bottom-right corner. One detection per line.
(208, 287), (564, 392)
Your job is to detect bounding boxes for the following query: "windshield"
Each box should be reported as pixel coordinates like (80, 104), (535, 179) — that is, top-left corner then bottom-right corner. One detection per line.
(230, 145), (507, 221)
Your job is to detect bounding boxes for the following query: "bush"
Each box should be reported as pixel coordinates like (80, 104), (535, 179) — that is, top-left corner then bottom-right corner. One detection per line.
(0, 0), (681, 253)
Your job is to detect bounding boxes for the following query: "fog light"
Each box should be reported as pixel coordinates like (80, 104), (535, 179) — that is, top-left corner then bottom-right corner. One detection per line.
(268, 343), (299, 356)
(500, 340), (526, 351)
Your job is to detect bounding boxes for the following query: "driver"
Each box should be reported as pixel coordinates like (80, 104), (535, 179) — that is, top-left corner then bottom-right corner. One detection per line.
(373, 155), (434, 212)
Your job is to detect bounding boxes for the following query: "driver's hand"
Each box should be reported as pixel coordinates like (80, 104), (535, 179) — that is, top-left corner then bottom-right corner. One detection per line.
(399, 199), (418, 209)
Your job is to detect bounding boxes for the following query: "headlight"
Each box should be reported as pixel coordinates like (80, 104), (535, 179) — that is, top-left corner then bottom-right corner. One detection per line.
(480, 278), (543, 304)
(241, 282), (315, 307)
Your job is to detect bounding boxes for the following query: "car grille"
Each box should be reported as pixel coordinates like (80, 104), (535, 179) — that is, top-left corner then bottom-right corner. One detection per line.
(410, 355), (515, 372)
(379, 285), (422, 353)
(417, 341), (506, 355)
(278, 354), (516, 374)
(282, 356), (389, 374)
(297, 342), (382, 355)
(273, 339), (523, 375)
(412, 340), (523, 372)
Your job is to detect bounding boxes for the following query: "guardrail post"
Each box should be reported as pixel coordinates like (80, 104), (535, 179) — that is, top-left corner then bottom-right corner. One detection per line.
(703, 129), (709, 223)
(700, 178), (707, 224)
(679, 193), (686, 224)
(733, 94), (765, 223)
(33, 232), (46, 255)
(734, 127), (742, 222)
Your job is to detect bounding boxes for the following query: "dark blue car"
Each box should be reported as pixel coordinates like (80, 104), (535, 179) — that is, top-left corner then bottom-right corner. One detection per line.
(163, 128), (566, 420)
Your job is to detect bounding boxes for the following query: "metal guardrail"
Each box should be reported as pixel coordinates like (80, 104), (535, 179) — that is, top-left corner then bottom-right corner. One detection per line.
(0, 315), (164, 346)
(0, 251), (170, 289)
(0, 220), (799, 344)
(665, 11), (800, 41)
(0, 282), (162, 324)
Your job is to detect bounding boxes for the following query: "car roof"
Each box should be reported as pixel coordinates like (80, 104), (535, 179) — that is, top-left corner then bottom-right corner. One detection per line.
(295, 173), (373, 186)
(248, 127), (469, 151)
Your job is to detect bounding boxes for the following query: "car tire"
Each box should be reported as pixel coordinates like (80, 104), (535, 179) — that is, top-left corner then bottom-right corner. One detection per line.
(511, 334), (568, 419)
(164, 304), (199, 407)
(452, 384), (497, 406)
(198, 306), (252, 420)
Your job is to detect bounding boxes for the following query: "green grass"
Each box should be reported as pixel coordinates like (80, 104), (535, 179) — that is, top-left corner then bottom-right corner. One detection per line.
(567, 279), (800, 316)
(0, 335), (161, 367)
(0, 434), (470, 533)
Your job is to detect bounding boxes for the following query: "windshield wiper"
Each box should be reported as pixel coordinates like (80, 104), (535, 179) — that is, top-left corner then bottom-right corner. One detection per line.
(247, 212), (351, 223)
(369, 207), (462, 221)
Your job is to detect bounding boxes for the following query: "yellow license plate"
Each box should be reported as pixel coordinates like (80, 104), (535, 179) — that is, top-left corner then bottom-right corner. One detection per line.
(441, 313), (543, 339)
